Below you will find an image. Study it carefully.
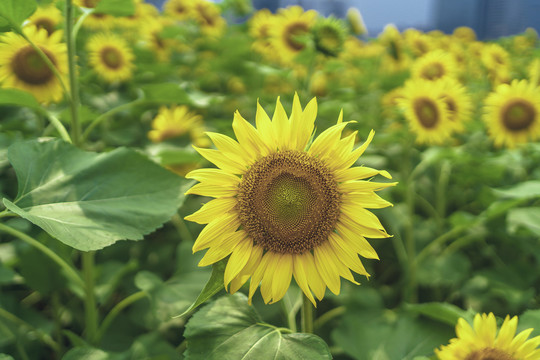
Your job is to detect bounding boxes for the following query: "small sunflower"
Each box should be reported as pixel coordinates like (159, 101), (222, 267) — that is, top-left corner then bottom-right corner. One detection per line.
(528, 58), (540, 87)
(438, 78), (473, 132)
(399, 79), (453, 145)
(184, 94), (395, 305)
(378, 24), (410, 72)
(75, 0), (115, 30)
(312, 16), (347, 57)
(346, 8), (367, 36)
(87, 33), (135, 83)
(192, 0), (227, 38)
(25, 4), (63, 35)
(148, 105), (210, 147)
(452, 26), (476, 42)
(114, 0), (159, 33)
(481, 43), (510, 71)
(404, 29), (433, 57)
(483, 80), (540, 148)
(163, 0), (193, 21)
(249, 9), (277, 58)
(0, 26), (67, 104)
(270, 6), (317, 63)
(411, 50), (458, 82)
(139, 18), (179, 62)
(435, 313), (540, 360)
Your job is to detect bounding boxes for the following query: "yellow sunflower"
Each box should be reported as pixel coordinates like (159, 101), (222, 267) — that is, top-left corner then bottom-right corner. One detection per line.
(452, 26), (476, 42)
(148, 105), (210, 148)
(411, 50), (458, 82)
(528, 58), (540, 87)
(378, 24), (410, 72)
(184, 94), (395, 305)
(249, 9), (277, 58)
(270, 6), (318, 63)
(481, 43), (510, 71)
(399, 79), (453, 145)
(25, 4), (63, 35)
(312, 16), (347, 57)
(139, 18), (180, 63)
(87, 33), (135, 83)
(435, 313), (540, 360)
(483, 80), (540, 148)
(192, 0), (227, 38)
(346, 8), (367, 36)
(404, 29), (433, 58)
(0, 25), (67, 104)
(438, 78), (473, 133)
(163, 0), (194, 21)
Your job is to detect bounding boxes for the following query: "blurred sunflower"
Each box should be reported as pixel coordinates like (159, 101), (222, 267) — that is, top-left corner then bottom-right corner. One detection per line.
(528, 58), (540, 87)
(270, 6), (317, 63)
(346, 8), (367, 36)
(114, 0), (159, 32)
(411, 50), (458, 82)
(192, 0), (226, 37)
(163, 0), (193, 21)
(378, 24), (410, 72)
(87, 33), (135, 83)
(139, 18), (179, 62)
(312, 16), (347, 57)
(452, 26), (476, 42)
(481, 43), (510, 71)
(399, 79), (453, 144)
(26, 4), (63, 35)
(75, 0), (115, 30)
(249, 9), (276, 59)
(404, 29), (433, 57)
(435, 313), (540, 360)
(483, 80), (540, 148)
(0, 26), (67, 104)
(148, 105), (210, 148)
(438, 78), (472, 133)
(184, 94), (395, 305)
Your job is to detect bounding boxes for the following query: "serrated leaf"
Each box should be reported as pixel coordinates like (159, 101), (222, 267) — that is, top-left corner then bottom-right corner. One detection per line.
(93, 0), (135, 17)
(176, 259), (226, 318)
(0, 89), (41, 111)
(184, 293), (332, 360)
(404, 302), (468, 327)
(507, 207), (540, 236)
(0, 0), (36, 32)
(3, 139), (186, 251)
(492, 181), (540, 199)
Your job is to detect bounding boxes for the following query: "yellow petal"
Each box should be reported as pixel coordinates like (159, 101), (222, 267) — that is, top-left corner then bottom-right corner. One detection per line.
(321, 241), (359, 285)
(272, 97), (290, 150)
(298, 97), (317, 150)
(192, 213), (240, 253)
(184, 197), (237, 224)
(205, 132), (253, 165)
(334, 130), (375, 172)
(293, 253), (317, 306)
(314, 245), (341, 295)
(270, 253), (293, 303)
(328, 232), (369, 277)
(341, 205), (387, 233)
(308, 122), (349, 159)
(288, 92), (303, 150)
(340, 211), (390, 239)
(232, 111), (270, 158)
(198, 230), (247, 267)
(336, 222), (380, 259)
(342, 192), (394, 209)
(334, 166), (393, 182)
(184, 182), (237, 198)
(194, 146), (246, 174)
(339, 180), (398, 193)
(260, 253), (279, 304)
(255, 100), (275, 150)
(185, 168), (240, 185)
(229, 244), (263, 294)
(224, 237), (253, 289)
(248, 251), (271, 304)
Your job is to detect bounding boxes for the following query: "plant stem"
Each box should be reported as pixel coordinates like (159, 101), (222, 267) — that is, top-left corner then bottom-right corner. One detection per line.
(436, 161), (451, 221)
(300, 294), (314, 333)
(65, 0), (82, 146)
(0, 223), (84, 288)
(82, 251), (98, 344)
(44, 110), (72, 143)
(313, 306), (345, 330)
(96, 291), (147, 342)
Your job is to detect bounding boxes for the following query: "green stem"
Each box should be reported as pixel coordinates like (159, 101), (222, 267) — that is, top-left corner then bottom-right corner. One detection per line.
(171, 213), (194, 243)
(404, 167), (417, 303)
(65, 0), (82, 146)
(301, 294), (314, 333)
(313, 306), (345, 330)
(82, 251), (98, 344)
(44, 110), (72, 143)
(96, 291), (147, 342)
(0, 223), (84, 288)
(436, 161), (451, 220)
(0, 307), (61, 352)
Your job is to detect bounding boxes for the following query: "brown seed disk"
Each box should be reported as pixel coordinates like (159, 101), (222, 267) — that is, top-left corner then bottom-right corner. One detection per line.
(413, 97), (439, 128)
(501, 99), (536, 131)
(12, 45), (56, 85)
(100, 46), (123, 69)
(464, 347), (514, 360)
(237, 150), (341, 254)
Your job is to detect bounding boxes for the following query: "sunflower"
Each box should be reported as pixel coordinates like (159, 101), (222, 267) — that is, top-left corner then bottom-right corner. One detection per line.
(312, 16), (347, 57)
(346, 8), (367, 36)
(438, 78), (473, 133)
(378, 24), (410, 72)
(249, 9), (277, 58)
(483, 80), (540, 148)
(270, 6), (317, 63)
(163, 0), (194, 21)
(184, 95), (395, 305)
(113, 0), (159, 33)
(87, 33), (135, 83)
(139, 18), (179, 62)
(411, 50), (458, 82)
(404, 29), (433, 57)
(26, 4), (63, 35)
(148, 105), (210, 147)
(452, 26), (476, 42)
(192, 0), (226, 38)
(481, 43), (510, 71)
(435, 313), (540, 360)
(399, 79), (453, 144)
(0, 25), (67, 104)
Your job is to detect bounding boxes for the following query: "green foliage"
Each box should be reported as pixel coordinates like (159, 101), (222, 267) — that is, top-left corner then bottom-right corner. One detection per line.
(94, 0), (135, 17)
(0, 0), (36, 32)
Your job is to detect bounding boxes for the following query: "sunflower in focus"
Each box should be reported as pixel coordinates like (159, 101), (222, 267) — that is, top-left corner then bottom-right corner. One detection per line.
(399, 79), (453, 144)
(192, 0), (226, 38)
(26, 4), (63, 35)
(435, 313), (540, 360)
(438, 78), (473, 133)
(312, 16), (347, 57)
(0, 26), (67, 104)
(148, 105), (210, 148)
(87, 33), (135, 83)
(483, 80), (540, 148)
(184, 94), (395, 305)
(270, 6), (317, 63)
(411, 50), (458, 82)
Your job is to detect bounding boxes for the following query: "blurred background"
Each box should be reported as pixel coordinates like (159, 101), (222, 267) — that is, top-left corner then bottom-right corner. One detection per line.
(146, 0), (540, 39)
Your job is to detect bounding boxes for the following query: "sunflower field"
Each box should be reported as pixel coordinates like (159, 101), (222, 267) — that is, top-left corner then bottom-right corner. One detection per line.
(1, 0), (540, 359)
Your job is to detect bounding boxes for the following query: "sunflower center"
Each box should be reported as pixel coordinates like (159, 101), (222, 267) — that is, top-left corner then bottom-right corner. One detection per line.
(316, 27), (341, 56)
(12, 45), (56, 85)
(501, 99), (536, 131)
(284, 22), (309, 51)
(100, 46), (123, 69)
(33, 18), (55, 35)
(237, 150), (341, 254)
(444, 98), (457, 121)
(413, 97), (439, 128)
(421, 62), (444, 80)
(464, 347), (514, 360)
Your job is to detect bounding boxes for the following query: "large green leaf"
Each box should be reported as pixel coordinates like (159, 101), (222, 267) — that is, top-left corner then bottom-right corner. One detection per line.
(0, 89), (41, 111)
(3, 139), (186, 251)
(184, 293), (332, 360)
(507, 207), (540, 236)
(0, 0), (36, 32)
(492, 181), (540, 199)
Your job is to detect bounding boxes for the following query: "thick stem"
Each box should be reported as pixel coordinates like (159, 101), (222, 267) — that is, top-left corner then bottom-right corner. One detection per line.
(300, 294), (314, 334)
(82, 251), (98, 344)
(65, 0), (82, 146)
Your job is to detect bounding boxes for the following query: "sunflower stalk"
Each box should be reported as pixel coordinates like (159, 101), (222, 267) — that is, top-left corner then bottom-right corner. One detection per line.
(82, 251), (98, 344)
(65, 0), (82, 146)
(301, 294), (314, 333)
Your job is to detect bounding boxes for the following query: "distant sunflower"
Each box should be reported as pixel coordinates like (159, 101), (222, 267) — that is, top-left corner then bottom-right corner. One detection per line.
(249, 9), (276, 58)
(163, 0), (193, 21)
(270, 6), (317, 63)
(404, 29), (433, 57)
(435, 313), (540, 360)
(148, 105), (209, 147)
(87, 33), (134, 83)
(192, 1), (226, 37)
(528, 58), (540, 87)
(438, 78), (473, 132)
(312, 16), (347, 57)
(482, 43), (510, 71)
(399, 79), (453, 144)
(114, 0), (159, 32)
(75, 0), (115, 30)
(0, 26), (67, 104)
(139, 18), (178, 62)
(184, 94), (395, 305)
(411, 50), (458, 82)
(346, 8), (367, 36)
(452, 26), (476, 42)
(26, 4), (63, 35)
(378, 24), (410, 72)
(483, 80), (540, 148)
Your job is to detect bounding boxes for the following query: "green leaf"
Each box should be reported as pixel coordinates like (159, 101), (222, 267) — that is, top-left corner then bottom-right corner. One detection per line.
(185, 293), (332, 360)
(492, 181), (540, 199)
(507, 207), (540, 236)
(0, 89), (41, 111)
(0, 0), (36, 32)
(176, 259), (226, 318)
(140, 83), (190, 104)
(0, 354), (15, 360)
(3, 139), (186, 251)
(519, 309), (540, 337)
(404, 302), (469, 327)
(0, 263), (17, 285)
(93, 0), (135, 17)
